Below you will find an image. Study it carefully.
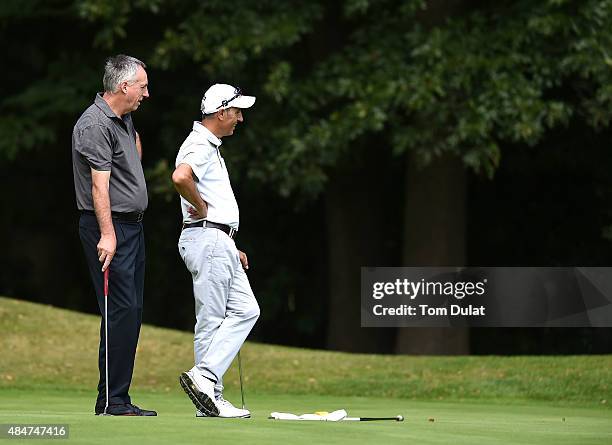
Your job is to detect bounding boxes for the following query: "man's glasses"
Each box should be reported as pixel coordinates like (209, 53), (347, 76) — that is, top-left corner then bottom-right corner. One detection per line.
(216, 87), (242, 109)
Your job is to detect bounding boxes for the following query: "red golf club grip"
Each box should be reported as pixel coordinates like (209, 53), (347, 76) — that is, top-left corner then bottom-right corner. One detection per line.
(104, 269), (109, 297)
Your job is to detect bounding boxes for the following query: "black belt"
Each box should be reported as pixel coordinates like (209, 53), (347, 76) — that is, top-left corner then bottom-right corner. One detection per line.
(182, 220), (237, 239)
(81, 210), (144, 222)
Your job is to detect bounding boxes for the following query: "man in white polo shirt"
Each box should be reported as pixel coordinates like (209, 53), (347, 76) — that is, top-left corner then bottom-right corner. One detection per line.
(172, 84), (260, 418)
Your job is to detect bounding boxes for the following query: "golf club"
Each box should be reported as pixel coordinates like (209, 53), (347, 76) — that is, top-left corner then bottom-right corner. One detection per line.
(344, 415), (404, 422)
(103, 268), (109, 416)
(237, 350), (245, 409)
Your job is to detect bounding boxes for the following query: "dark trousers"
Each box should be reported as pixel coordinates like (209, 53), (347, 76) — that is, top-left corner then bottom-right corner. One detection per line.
(78, 213), (145, 409)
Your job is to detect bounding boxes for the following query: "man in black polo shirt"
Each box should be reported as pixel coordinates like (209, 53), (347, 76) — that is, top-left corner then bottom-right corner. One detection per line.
(72, 55), (156, 416)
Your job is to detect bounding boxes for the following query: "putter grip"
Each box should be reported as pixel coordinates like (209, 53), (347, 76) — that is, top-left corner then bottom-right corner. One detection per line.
(104, 269), (109, 296)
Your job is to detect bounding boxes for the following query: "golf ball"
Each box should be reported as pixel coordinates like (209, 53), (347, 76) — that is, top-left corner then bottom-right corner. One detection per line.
(397, 415), (404, 421)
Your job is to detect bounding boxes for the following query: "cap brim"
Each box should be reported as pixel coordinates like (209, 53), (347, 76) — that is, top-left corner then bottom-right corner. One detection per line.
(232, 95), (256, 109)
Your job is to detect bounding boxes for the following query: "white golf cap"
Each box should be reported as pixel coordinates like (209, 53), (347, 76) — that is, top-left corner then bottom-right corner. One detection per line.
(200, 83), (256, 114)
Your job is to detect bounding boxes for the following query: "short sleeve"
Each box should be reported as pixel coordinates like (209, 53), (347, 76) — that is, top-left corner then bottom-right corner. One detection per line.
(75, 124), (113, 171)
(176, 145), (214, 181)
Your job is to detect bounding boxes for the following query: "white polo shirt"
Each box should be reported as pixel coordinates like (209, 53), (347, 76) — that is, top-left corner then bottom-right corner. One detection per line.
(175, 122), (239, 229)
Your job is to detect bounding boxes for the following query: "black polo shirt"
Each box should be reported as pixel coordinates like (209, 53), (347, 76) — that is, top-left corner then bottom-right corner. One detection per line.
(72, 93), (148, 213)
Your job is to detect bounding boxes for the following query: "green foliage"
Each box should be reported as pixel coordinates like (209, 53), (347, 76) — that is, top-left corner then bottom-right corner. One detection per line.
(134, 0), (612, 197)
(0, 5), (99, 160)
(146, 158), (175, 202)
(3, 0), (611, 351)
(249, 0), (612, 195)
(151, 1), (322, 75)
(75, 0), (161, 48)
(2, 0), (611, 195)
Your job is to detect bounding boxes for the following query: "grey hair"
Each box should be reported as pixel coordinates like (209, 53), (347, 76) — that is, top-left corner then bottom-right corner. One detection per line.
(103, 55), (146, 93)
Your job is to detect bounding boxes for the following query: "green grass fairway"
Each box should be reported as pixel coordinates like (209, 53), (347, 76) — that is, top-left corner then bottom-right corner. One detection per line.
(1, 389), (611, 445)
(1, 296), (611, 444)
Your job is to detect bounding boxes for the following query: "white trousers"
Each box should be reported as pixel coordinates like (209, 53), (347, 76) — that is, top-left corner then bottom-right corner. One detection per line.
(178, 227), (260, 397)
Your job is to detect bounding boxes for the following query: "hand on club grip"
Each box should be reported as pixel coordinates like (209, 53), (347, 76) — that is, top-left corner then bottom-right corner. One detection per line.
(97, 233), (116, 272)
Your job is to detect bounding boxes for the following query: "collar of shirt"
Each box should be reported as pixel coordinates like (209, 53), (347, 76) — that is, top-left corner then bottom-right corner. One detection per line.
(94, 93), (132, 128)
(94, 93), (118, 119)
(192, 121), (222, 148)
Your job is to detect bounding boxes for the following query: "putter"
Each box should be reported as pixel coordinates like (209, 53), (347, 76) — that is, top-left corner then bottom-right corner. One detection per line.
(237, 350), (245, 409)
(103, 268), (110, 416)
(344, 415), (404, 422)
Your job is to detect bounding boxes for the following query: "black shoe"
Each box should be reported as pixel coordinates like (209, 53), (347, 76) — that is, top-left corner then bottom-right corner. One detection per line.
(95, 403), (157, 416)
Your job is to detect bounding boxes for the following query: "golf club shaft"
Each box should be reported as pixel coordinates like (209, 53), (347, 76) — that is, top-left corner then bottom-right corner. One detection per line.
(344, 416), (404, 422)
(103, 269), (109, 415)
(237, 350), (245, 409)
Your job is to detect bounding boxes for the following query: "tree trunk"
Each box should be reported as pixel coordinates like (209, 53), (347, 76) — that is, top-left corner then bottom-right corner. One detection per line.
(395, 153), (470, 354)
(393, 0), (472, 356)
(325, 150), (398, 353)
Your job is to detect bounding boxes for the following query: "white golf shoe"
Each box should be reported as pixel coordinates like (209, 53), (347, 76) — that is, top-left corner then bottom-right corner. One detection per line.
(179, 368), (219, 416)
(196, 397), (250, 418)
